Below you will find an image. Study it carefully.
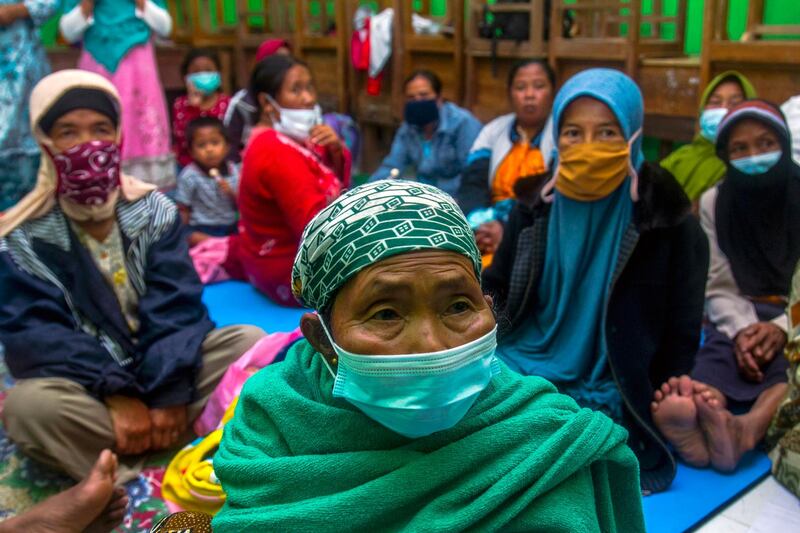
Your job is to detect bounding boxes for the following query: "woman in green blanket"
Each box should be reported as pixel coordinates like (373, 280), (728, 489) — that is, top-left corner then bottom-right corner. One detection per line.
(213, 180), (645, 532)
(660, 71), (757, 202)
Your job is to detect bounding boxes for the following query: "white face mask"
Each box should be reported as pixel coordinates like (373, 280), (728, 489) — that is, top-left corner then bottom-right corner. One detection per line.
(266, 94), (322, 141)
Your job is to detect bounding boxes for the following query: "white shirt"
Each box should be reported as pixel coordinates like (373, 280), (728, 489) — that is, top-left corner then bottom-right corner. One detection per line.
(59, 1), (172, 43)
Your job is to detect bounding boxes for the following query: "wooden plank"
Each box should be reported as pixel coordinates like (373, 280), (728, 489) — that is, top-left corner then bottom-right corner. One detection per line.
(467, 40), (548, 57)
(639, 61), (701, 118)
(551, 38), (629, 59)
(644, 114), (697, 144)
(710, 62), (800, 107)
(708, 40), (800, 64)
(752, 24), (800, 37)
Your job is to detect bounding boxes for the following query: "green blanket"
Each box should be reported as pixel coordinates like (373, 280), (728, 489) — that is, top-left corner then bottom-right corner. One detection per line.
(213, 340), (645, 532)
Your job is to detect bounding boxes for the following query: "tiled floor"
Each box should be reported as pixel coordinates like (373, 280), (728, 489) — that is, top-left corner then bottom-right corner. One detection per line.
(696, 477), (800, 532)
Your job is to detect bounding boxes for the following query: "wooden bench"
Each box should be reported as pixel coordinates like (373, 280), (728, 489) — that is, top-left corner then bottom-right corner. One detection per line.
(295, 0), (350, 114)
(700, 0), (800, 108)
(397, 0), (466, 106)
(548, 0), (687, 80)
(232, 0), (295, 88)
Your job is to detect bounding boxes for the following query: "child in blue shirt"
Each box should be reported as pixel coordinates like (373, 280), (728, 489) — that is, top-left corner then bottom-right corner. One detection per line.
(176, 117), (239, 246)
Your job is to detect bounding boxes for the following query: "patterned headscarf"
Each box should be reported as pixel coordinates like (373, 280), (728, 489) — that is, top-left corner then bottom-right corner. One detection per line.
(292, 180), (482, 310)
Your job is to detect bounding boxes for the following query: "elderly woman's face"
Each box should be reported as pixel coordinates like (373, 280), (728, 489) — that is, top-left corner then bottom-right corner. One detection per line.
(49, 109), (116, 153)
(727, 118), (781, 161)
(328, 250), (495, 355)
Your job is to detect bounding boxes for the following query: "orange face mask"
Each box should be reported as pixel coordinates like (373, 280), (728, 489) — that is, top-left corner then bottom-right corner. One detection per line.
(555, 140), (632, 202)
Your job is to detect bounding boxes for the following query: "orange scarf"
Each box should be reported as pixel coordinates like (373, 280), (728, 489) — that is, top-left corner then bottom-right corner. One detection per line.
(491, 142), (546, 204)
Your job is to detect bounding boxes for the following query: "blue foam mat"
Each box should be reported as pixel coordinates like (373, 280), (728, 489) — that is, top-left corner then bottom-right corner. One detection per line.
(202, 281), (307, 333)
(643, 452), (771, 532)
(203, 281), (773, 533)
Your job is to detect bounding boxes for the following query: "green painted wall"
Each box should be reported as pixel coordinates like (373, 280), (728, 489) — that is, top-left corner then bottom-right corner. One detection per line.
(40, 0), (800, 53)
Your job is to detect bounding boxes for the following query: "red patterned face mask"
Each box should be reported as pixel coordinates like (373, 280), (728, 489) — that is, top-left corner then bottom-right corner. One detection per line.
(52, 140), (121, 205)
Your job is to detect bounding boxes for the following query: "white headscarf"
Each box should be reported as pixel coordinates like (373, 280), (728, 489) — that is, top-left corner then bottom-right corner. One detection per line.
(0, 70), (155, 237)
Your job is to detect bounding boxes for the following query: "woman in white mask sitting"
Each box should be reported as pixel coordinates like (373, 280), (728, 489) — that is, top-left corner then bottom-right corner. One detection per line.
(212, 180), (645, 532)
(224, 55), (349, 306)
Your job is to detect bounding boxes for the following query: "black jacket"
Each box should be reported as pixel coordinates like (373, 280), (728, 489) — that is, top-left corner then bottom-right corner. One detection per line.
(0, 193), (215, 408)
(483, 164), (710, 493)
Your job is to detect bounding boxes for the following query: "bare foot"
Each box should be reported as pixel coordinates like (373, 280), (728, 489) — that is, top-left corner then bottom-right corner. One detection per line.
(651, 375), (710, 467)
(85, 487), (129, 533)
(0, 449), (127, 533)
(695, 393), (751, 472)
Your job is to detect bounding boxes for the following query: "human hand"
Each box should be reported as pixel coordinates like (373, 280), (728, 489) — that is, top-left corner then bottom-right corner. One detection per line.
(738, 322), (787, 367)
(149, 405), (188, 450)
(733, 336), (763, 383)
(188, 231), (211, 247)
(135, 0), (145, 11)
(80, 0), (94, 18)
(475, 220), (503, 255)
(216, 177), (233, 196)
(186, 83), (204, 107)
(0, 4), (27, 26)
(105, 396), (152, 455)
(309, 124), (342, 152)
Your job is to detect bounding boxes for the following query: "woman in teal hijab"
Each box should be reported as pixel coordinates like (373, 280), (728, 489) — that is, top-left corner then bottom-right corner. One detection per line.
(212, 180), (645, 532)
(58, 0), (176, 187)
(660, 71), (757, 202)
(486, 69), (709, 493)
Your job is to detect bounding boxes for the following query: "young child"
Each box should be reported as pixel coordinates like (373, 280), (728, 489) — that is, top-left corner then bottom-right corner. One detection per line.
(176, 117), (239, 246)
(173, 48), (231, 168)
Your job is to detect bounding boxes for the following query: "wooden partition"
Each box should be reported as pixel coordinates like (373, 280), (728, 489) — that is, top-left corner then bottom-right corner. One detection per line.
(234, 0), (296, 86)
(343, 0), (404, 172)
(700, 0), (800, 107)
(295, 0), (349, 113)
(549, 0), (686, 80)
(465, 0), (549, 122)
(397, 0), (466, 105)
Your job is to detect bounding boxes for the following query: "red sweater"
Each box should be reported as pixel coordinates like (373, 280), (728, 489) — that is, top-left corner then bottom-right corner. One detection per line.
(228, 129), (345, 305)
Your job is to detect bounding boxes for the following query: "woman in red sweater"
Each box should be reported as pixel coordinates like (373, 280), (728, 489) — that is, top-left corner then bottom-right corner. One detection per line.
(226, 55), (350, 306)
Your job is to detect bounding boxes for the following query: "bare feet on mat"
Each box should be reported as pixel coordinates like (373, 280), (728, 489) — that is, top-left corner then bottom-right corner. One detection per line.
(651, 375), (710, 467)
(695, 392), (753, 472)
(0, 449), (128, 533)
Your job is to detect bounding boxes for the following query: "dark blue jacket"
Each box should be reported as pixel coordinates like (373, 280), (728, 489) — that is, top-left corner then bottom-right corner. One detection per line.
(0, 192), (214, 407)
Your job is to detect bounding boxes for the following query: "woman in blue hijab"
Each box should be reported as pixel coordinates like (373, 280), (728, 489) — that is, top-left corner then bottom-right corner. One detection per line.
(484, 69), (710, 493)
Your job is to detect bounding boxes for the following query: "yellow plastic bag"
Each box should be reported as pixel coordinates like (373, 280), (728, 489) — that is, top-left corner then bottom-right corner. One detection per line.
(162, 399), (239, 514)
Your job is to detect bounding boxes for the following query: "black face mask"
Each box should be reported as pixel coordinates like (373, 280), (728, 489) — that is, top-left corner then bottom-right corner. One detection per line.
(404, 99), (440, 128)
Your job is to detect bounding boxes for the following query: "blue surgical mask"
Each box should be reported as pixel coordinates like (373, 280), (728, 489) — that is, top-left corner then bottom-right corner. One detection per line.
(320, 322), (500, 439)
(404, 99), (440, 128)
(699, 107), (728, 142)
(730, 150), (783, 175)
(187, 71), (222, 95)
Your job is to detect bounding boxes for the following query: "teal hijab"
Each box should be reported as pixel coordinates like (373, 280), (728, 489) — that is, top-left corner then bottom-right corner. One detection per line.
(64, 0), (166, 73)
(497, 69), (644, 420)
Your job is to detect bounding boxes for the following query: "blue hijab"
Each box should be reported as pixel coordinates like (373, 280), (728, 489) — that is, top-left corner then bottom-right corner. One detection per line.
(64, 0), (167, 73)
(496, 69), (644, 419)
